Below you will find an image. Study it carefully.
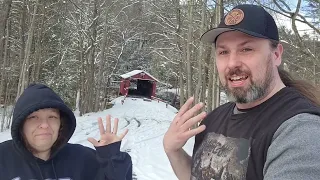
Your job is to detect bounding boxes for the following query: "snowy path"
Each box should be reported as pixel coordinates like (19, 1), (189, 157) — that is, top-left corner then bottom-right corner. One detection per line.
(0, 97), (195, 180)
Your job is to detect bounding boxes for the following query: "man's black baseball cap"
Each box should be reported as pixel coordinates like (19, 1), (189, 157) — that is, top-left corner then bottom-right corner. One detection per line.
(201, 4), (279, 43)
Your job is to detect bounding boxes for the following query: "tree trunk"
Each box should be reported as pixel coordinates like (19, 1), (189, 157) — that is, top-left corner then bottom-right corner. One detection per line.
(4, 80), (13, 129)
(32, 5), (44, 83)
(0, 0), (12, 122)
(16, 0), (27, 100)
(202, 46), (211, 107)
(173, 0), (185, 107)
(87, 0), (98, 113)
(213, 0), (223, 108)
(94, 3), (110, 112)
(0, 0), (12, 113)
(207, 54), (214, 111)
(213, 56), (219, 108)
(186, 0), (194, 99)
(77, 11), (85, 116)
(194, 0), (207, 105)
(18, 0), (39, 97)
(0, 12), (11, 132)
(75, 89), (81, 116)
(0, 82), (8, 132)
(0, 0), (12, 68)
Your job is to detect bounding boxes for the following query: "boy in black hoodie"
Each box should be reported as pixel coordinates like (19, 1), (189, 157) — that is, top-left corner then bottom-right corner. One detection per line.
(0, 83), (132, 180)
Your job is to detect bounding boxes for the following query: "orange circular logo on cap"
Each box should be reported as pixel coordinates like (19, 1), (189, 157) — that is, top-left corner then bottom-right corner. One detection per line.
(225, 9), (244, 26)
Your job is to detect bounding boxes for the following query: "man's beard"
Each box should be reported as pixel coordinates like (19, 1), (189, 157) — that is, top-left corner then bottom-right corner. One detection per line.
(223, 55), (274, 104)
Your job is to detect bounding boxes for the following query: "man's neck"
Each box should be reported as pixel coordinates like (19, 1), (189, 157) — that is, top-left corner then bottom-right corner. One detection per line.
(236, 80), (286, 110)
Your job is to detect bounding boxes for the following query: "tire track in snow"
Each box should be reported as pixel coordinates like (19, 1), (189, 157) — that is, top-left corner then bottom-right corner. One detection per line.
(124, 116), (169, 180)
(122, 117), (131, 129)
(118, 98), (176, 179)
(122, 116), (140, 179)
(133, 117), (141, 127)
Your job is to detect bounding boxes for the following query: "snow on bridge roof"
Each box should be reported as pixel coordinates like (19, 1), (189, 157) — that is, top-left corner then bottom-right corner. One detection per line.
(120, 70), (160, 82)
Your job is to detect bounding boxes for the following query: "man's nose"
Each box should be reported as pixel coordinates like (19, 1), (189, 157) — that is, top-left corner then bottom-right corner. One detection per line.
(226, 52), (241, 70)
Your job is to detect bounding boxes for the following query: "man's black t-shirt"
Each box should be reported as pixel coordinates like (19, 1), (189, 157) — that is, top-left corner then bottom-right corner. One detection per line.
(191, 87), (320, 180)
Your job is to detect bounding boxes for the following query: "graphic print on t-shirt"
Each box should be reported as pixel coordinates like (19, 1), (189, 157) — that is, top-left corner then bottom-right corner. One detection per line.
(191, 132), (251, 180)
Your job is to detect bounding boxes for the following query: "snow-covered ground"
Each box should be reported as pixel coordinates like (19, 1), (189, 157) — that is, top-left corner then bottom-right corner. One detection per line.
(0, 97), (195, 180)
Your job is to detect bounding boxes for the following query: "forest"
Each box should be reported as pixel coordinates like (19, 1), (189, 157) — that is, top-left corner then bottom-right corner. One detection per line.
(0, 0), (319, 131)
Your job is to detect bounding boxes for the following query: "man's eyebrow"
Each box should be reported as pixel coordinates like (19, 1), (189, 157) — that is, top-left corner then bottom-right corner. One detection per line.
(216, 44), (226, 49)
(239, 40), (254, 46)
(216, 40), (254, 49)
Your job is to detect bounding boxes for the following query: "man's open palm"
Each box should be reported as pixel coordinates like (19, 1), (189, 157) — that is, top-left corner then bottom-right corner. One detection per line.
(163, 97), (206, 153)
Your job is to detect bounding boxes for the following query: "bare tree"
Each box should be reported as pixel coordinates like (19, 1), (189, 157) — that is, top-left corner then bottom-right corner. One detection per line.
(186, 0), (194, 99)
(194, 0), (207, 105)
(94, 1), (113, 112)
(17, 0), (39, 98)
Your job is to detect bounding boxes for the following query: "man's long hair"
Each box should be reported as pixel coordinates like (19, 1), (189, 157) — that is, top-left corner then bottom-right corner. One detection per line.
(270, 40), (320, 106)
(278, 68), (320, 106)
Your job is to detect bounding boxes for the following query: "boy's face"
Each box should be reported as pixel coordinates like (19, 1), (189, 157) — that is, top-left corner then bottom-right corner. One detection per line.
(23, 108), (61, 153)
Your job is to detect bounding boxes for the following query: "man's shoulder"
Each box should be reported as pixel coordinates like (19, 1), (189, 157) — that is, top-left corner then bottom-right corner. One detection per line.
(276, 113), (320, 136)
(290, 113), (320, 121)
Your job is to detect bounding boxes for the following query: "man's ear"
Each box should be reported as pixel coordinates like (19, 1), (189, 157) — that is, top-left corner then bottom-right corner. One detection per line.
(274, 43), (283, 67)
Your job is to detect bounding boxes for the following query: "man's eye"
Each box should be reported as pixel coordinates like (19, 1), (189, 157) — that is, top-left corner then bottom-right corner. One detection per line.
(242, 48), (252, 52)
(219, 50), (228, 55)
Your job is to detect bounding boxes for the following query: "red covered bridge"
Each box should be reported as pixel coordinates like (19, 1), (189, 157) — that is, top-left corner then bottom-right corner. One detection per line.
(119, 70), (159, 98)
